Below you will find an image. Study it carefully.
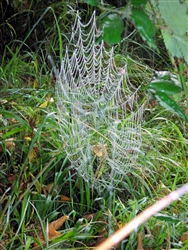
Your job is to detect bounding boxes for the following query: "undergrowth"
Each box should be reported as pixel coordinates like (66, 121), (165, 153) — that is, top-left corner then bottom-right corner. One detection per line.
(0, 2), (188, 250)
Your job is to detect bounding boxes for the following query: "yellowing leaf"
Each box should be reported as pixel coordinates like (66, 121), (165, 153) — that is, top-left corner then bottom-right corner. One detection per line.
(24, 136), (32, 141)
(32, 79), (38, 89)
(29, 172), (42, 193)
(39, 101), (48, 109)
(95, 161), (106, 180)
(28, 148), (37, 162)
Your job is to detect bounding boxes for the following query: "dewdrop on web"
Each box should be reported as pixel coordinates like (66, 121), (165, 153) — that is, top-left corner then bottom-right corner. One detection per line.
(55, 9), (146, 193)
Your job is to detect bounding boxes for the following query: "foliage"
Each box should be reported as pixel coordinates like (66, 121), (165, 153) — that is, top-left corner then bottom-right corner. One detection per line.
(97, 13), (124, 44)
(0, 0), (188, 249)
(156, 0), (188, 64)
(84, 0), (100, 6)
(131, 8), (158, 51)
(85, 0), (188, 122)
(146, 72), (188, 123)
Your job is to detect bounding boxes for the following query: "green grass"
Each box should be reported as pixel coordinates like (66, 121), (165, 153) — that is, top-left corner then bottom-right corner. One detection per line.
(0, 2), (188, 250)
(1, 51), (187, 249)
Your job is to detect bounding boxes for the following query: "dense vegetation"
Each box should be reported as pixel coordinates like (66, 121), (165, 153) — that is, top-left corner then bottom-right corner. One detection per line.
(0, 0), (188, 249)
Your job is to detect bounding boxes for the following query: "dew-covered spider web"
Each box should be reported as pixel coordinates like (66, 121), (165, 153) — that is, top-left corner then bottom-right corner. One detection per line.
(56, 11), (145, 193)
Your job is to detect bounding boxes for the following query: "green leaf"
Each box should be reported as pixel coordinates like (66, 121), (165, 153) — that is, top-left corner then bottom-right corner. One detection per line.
(98, 14), (124, 45)
(2, 126), (28, 139)
(52, 230), (76, 242)
(158, 0), (187, 35)
(158, 0), (188, 63)
(161, 31), (188, 63)
(75, 233), (92, 239)
(129, 0), (148, 7)
(148, 80), (182, 95)
(84, 0), (100, 6)
(131, 8), (158, 51)
(154, 213), (180, 223)
(155, 91), (188, 122)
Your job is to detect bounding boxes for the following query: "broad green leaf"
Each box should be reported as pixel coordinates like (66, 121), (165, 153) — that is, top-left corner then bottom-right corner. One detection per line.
(158, 0), (188, 63)
(129, 0), (148, 7)
(84, 0), (100, 6)
(98, 14), (124, 45)
(161, 31), (188, 63)
(154, 213), (180, 223)
(155, 91), (188, 122)
(148, 80), (182, 95)
(131, 8), (158, 51)
(158, 0), (187, 35)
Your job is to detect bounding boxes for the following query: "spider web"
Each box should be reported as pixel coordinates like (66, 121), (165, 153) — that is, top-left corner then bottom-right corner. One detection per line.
(56, 11), (145, 192)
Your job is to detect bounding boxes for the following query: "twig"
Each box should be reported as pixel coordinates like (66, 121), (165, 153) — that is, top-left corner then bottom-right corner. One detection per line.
(95, 183), (188, 250)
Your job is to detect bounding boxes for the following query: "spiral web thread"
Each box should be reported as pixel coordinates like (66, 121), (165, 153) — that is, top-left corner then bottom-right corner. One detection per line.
(56, 11), (145, 192)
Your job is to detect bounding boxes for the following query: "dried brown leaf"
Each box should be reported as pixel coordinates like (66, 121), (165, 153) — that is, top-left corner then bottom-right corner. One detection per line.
(5, 138), (16, 150)
(49, 215), (69, 231)
(61, 195), (71, 201)
(43, 183), (58, 196)
(83, 212), (97, 221)
(48, 215), (69, 240)
(48, 226), (61, 240)
(181, 231), (188, 242)
(8, 174), (16, 183)
(33, 215), (69, 248)
(91, 143), (108, 158)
